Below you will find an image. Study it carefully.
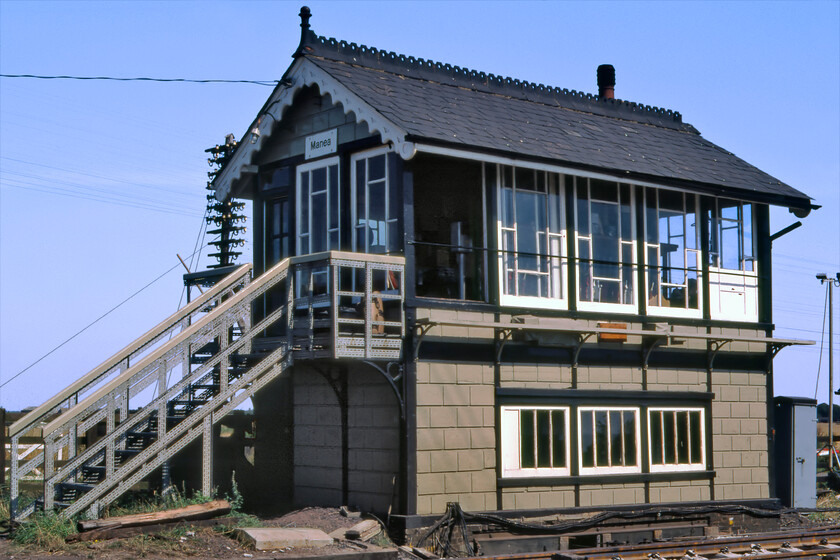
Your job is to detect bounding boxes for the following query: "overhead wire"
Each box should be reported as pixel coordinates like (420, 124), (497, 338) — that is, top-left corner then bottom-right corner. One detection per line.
(0, 246), (205, 391)
(0, 74), (277, 86)
(815, 286), (829, 400)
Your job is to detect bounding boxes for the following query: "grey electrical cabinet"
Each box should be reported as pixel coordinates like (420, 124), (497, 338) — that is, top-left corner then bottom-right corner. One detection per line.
(774, 396), (817, 508)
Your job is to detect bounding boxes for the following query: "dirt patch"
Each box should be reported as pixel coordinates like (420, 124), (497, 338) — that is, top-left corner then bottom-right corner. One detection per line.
(0, 507), (395, 560)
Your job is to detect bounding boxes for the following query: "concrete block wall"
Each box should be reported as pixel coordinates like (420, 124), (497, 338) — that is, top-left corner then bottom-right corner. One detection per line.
(416, 361), (497, 514)
(347, 367), (401, 513)
(710, 369), (770, 500)
(413, 309), (772, 514)
(293, 366), (342, 507)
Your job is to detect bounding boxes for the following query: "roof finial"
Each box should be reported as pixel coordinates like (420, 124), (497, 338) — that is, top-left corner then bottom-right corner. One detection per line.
(300, 6), (311, 33)
(294, 6), (314, 58)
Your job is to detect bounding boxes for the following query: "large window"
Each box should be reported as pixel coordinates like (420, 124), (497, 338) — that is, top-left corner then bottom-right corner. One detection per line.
(576, 178), (636, 311)
(708, 199), (757, 321)
(501, 406), (570, 477)
(352, 148), (400, 254)
(648, 408), (705, 472)
(578, 407), (640, 474)
(644, 189), (701, 317)
(297, 157), (340, 255)
(498, 166), (566, 308)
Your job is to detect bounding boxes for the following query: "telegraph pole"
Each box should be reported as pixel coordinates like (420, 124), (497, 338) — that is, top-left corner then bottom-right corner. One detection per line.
(818, 272), (840, 469)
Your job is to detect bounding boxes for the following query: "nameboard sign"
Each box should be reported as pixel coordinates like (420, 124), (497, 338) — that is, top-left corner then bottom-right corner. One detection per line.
(305, 129), (337, 160)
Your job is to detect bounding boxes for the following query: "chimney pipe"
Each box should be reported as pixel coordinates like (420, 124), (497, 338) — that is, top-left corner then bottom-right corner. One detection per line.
(597, 64), (615, 99)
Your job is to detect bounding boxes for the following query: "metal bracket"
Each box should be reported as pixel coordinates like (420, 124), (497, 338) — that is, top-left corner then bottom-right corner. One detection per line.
(496, 328), (514, 363)
(708, 339), (731, 371)
(413, 323), (434, 361)
(362, 361), (406, 419)
(572, 333), (596, 370)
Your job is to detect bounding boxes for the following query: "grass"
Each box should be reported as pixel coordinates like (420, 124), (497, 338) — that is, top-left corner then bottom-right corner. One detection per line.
(12, 510), (77, 550)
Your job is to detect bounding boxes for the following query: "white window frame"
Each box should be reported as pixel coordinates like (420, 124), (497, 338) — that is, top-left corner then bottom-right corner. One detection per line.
(643, 188), (703, 319)
(574, 178), (637, 314)
(647, 407), (706, 473)
(500, 405), (571, 478)
(708, 199), (758, 322)
(296, 156), (341, 256)
(577, 406), (641, 475)
(496, 165), (568, 310)
(351, 146), (398, 254)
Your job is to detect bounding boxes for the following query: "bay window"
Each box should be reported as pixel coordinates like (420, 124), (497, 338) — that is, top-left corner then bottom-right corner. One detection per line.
(497, 166), (566, 308)
(644, 189), (701, 317)
(575, 178), (636, 312)
(708, 199), (757, 321)
(352, 148), (400, 254)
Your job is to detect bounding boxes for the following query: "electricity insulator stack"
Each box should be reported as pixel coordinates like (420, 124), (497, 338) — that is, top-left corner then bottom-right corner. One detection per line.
(205, 134), (247, 269)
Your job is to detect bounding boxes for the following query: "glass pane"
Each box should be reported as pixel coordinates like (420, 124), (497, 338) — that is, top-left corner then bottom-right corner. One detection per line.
(272, 202), (281, 237)
(516, 190), (539, 271)
(312, 192), (326, 253)
(502, 165), (513, 188)
(650, 412), (663, 464)
(743, 203), (753, 270)
(388, 221), (400, 253)
(721, 201), (738, 221)
(369, 154), (385, 181)
(690, 411), (703, 463)
(610, 411), (623, 466)
(721, 222), (740, 270)
(646, 191), (658, 244)
(592, 201), (619, 279)
(677, 411), (689, 464)
(578, 239), (591, 301)
(516, 167), (535, 191)
(590, 179), (617, 202)
(536, 410), (551, 468)
(329, 165), (339, 231)
(595, 411), (609, 466)
(663, 411), (676, 464)
(388, 165), (399, 227)
(312, 167), (327, 192)
(659, 189), (682, 212)
(520, 410), (535, 468)
(686, 194), (697, 249)
(551, 410), (566, 468)
(548, 181), (561, 233)
(581, 411), (594, 467)
(576, 183), (589, 237)
(622, 243), (634, 304)
(648, 246), (660, 306)
(502, 188), (514, 228)
(300, 173), (309, 235)
(621, 199), (632, 240)
(623, 411), (637, 466)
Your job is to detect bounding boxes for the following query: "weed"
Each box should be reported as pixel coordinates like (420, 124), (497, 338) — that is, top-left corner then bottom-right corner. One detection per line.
(227, 470), (244, 512)
(12, 510), (77, 550)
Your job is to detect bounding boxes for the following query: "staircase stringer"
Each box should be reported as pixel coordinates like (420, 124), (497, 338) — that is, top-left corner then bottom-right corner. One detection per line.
(63, 334), (291, 518)
(44, 266), (291, 518)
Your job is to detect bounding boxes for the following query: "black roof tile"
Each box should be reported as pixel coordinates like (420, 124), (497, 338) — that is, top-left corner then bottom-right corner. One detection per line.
(295, 27), (810, 207)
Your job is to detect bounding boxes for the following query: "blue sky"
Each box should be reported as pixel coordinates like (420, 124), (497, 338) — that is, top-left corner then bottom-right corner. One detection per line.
(0, 1), (838, 410)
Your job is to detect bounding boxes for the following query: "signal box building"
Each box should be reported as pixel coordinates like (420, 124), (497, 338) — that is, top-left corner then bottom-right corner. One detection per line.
(8, 6), (815, 536)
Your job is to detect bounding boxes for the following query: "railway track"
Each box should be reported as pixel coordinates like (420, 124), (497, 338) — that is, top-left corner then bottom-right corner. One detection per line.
(473, 526), (840, 560)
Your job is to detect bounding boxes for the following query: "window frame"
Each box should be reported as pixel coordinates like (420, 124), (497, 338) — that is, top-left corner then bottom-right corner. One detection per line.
(350, 146), (400, 255)
(574, 178), (637, 314)
(500, 405), (571, 478)
(496, 165), (568, 310)
(577, 406), (641, 475)
(707, 198), (758, 322)
(647, 407), (706, 473)
(643, 188), (703, 319)
(296, 156), (341, 256)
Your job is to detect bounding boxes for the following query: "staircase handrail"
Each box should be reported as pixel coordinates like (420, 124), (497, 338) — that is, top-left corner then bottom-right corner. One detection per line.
(9, 263), (252, 439)
(42, 258), (289, 439)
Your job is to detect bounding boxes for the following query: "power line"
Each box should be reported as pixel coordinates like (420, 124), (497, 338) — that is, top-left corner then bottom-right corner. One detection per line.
(0, 250), (202, 391)
(0, 74), (277, 86)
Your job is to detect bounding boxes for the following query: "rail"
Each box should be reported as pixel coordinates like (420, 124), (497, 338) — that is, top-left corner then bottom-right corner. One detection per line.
(9, 252), (405, 521)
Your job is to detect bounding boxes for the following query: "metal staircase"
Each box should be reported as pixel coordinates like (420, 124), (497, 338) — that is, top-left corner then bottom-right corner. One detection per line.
(8, 251), (404, 521)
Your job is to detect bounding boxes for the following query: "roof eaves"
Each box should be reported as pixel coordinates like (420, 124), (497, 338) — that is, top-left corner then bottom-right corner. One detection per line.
(213, 57), (412, 200)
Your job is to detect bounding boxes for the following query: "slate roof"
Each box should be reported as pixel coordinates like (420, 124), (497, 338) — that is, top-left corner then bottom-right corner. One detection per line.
(294, 23), (811, 209)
